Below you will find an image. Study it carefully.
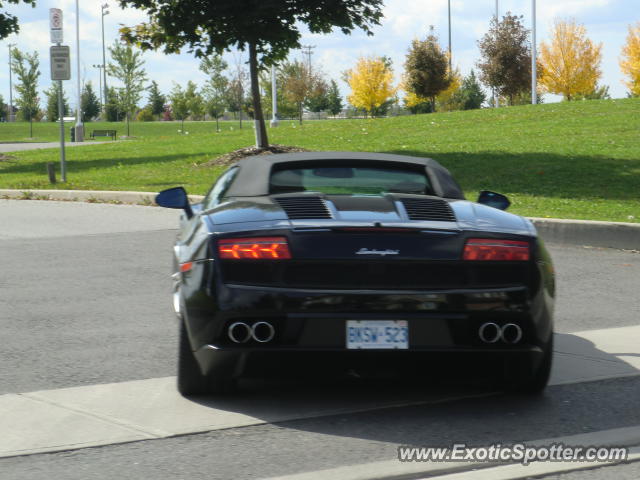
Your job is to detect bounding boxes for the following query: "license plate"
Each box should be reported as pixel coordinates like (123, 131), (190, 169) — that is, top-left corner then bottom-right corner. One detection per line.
(346, 320), (409, 349)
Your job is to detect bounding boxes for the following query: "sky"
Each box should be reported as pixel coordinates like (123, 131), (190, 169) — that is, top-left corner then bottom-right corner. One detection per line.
(0, 0), (637, 111)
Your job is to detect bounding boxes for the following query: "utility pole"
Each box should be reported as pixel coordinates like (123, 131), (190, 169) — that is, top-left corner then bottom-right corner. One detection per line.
(447, 0), (452, 72)
(7, 43), (15, 122)
(531, 0), (537, 105)
(74, 0), (84, 141)
(101, 3), (109, 116)
(301, 45), (315, 72)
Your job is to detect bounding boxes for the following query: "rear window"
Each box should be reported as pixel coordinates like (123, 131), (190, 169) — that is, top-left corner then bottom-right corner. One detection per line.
(269, 165), (434, 195)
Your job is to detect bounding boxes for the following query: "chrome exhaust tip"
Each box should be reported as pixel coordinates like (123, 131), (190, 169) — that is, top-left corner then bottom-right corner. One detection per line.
(252, 321), (275, 343)
(501, 323), (523, 344)
(228, 322), (252, 343)
(478, 322), (501, 344)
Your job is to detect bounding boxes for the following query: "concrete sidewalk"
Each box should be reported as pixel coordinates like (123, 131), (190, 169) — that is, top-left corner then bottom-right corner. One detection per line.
(2, 325), (640, 459)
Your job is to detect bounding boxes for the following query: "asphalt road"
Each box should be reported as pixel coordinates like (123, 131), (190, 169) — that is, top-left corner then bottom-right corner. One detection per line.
(0, 199), (639, 479)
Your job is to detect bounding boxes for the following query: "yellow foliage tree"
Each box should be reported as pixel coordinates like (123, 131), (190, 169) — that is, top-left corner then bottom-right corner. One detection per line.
(436, 67), (462, 111)
(539, 19), (602, 101)
(346, 56), (396, 116)
(620, 22), (640, 97)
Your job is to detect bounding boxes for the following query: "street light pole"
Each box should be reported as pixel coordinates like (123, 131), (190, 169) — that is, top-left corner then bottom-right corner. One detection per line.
(74, 0), (84, 141)
(93, 64), (104, 107)
(7, 43), (15, 122)
(101, 3), (109, 117)
(531, 0), (537, 105)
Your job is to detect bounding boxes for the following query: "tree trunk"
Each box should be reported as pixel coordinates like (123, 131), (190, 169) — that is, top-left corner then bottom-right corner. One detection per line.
(30, 118), (33, 137)
(248, 42), (269, 148)
(126, 112), (130, 137)
(216, 117), (219, 132)
(299, 102), (303, 124)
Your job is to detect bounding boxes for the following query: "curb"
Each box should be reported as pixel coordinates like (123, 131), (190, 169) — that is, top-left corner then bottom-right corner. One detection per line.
(1, 189), (638, 251)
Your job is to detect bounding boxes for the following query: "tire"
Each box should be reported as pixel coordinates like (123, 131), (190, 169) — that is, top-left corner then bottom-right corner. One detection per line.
(177, 320), (235, 396)
(502, 337), (553, 395)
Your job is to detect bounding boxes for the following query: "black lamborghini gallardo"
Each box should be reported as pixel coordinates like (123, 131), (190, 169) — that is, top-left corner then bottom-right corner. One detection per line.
(156, 152), (555, 396)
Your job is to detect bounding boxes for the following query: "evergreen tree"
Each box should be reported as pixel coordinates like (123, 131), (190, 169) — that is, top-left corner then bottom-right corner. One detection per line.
(326, 79), (343, 116)
(305, 78), (330, 117)
(81, 81), (101, 121)
(455, 70), (486, 110)
(147, 80), (166, 116)
(105, 87), (122, 122)
(44, 83), (70, 121)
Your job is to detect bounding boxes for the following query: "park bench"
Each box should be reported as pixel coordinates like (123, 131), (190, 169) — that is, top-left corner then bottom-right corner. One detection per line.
(90, 129), (117, 140)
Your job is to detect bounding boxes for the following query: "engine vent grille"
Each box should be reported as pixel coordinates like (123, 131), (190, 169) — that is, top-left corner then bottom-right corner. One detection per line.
(400, 198), (456, 222)
(275, 197), (333, 219)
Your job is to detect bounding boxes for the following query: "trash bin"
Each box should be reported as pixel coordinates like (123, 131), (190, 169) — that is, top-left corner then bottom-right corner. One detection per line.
(70, 126), (75, 142)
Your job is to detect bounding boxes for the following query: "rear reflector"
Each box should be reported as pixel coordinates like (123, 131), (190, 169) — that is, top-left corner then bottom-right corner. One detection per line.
(218, 237), (292, 260)
(180, 262), (193, 273)
(463, 239), (530, 261)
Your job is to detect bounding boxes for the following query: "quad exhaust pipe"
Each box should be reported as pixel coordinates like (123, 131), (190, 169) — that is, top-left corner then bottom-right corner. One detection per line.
(478, 322), (522, 344)
(228, 321), (275, 343)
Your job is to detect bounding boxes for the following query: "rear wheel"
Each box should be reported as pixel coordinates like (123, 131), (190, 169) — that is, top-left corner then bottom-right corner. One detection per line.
(502, 337), (553, 395)
(177, 320), (235, 396)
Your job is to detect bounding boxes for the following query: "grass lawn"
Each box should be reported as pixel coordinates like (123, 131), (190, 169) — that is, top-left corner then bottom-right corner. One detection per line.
(1, 98), (639, 223)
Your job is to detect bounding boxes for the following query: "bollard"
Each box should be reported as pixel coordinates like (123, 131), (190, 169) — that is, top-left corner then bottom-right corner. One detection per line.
(47, 162), (57, 184)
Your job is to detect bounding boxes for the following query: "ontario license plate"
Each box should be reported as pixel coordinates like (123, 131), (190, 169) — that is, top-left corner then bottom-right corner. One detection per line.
(346, 320), (409, 349)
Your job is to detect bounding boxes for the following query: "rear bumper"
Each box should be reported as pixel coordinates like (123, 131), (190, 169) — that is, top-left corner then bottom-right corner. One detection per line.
(184, 283), (554, 377)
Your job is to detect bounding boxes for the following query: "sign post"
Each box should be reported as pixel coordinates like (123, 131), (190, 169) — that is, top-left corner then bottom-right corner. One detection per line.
(50, 9), (69, 182)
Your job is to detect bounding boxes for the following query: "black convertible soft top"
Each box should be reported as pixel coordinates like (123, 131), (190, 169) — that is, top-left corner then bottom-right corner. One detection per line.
(224, 152), (466, 200)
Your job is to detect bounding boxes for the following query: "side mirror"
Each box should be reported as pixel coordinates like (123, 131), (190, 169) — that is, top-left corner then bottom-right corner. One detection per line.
(156, 187), (193, 218)
(477, 190), (511, 211)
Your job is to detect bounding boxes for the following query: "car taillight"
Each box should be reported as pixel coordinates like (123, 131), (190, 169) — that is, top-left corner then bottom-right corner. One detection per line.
(463, 239), (530, 261)
(218, 237), (292, 260)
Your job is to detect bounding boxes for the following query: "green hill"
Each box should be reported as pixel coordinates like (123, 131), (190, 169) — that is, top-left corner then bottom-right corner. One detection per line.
(1, 98), (638, 222)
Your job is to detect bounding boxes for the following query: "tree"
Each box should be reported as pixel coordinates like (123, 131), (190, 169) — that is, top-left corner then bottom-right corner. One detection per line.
(147, 80), (166, 116)
(0, 94), (6, 122)
(81, 81), (101, 121)
(281, 60), (317, 124)
(107, 41), (147, 135)
(306, 78), (330, 117)
(326, 80), (343, 116)
(169, 83), (190, 131)
(11, 48), (40, 137)
(435, 67), (462, 112)
(404, 28), (451, 109)
(44, 82), (69, 122)
(346, 56), (396, 117)
(184, 81), (205, 120)
(620, 22), (640, 97)
(119, 0), (384, 148)
(105, 87), (123, 121)
(0, 1), (35, 39)
(539, 20), (602, 101)
(200, 56), (228, 131)
(477, 13), (532, 105)
(455, 70), (486, 110)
